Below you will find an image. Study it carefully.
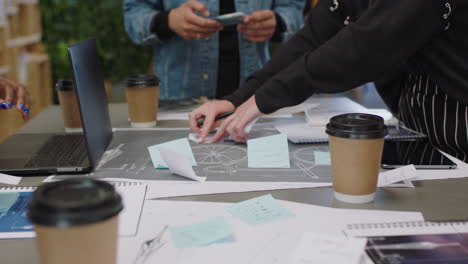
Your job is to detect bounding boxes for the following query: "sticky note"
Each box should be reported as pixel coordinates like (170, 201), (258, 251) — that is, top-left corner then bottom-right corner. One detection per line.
(247, 134), (290, 168)
(314, 151), (331, 165)
(169, 216), (234, 248)
(226, 194), (294, 226)
(148, 138), (197, 169)
(0, 192), (20, 213)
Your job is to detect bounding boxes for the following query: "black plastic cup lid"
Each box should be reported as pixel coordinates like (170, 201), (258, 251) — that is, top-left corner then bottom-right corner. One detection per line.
(55, 80), (75, 91)
(27, 178), (123, 228)
(326, 113), (387, 139)
(127, 74), (160, 88)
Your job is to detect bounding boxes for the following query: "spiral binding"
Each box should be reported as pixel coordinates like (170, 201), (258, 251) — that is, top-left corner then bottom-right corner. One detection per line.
(347, 220), (468, 230)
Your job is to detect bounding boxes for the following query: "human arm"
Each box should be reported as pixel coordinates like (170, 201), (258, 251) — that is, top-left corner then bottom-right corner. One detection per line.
(123, 0), (221, 44)
(225, 0), (345, 107)
(218, 0), (448, 142)
(254, 0), (447, 113)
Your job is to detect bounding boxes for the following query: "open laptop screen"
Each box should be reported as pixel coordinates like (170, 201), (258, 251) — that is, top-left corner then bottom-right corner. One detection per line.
(68, 39), (112, 169)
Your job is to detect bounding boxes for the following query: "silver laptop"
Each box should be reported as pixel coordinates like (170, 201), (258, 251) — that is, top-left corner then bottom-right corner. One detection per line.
(0, 39), (112, 176)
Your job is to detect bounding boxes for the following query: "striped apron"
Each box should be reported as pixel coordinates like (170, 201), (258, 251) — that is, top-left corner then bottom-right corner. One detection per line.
(398, 73), (468, 162)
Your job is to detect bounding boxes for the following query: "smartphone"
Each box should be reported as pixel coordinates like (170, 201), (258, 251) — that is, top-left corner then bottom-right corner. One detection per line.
(381, 140), (457, 169)
(211, 12), (246, 26)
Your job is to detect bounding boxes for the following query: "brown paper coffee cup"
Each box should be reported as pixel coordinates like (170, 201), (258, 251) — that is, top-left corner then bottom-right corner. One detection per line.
(326, 113), (387, 203)
(126, 75), (160, 128)
(56, 80), (82, 133)
(27, 179), (123, 264)
(34, 216), (118, 264)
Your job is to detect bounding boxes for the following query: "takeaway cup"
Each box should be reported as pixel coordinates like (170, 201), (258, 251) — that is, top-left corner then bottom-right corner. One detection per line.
(326, 113), (387, 203)
(27, 178), (123, 264)
(126, 74), (159, 128)
(56, 80), (82, 132)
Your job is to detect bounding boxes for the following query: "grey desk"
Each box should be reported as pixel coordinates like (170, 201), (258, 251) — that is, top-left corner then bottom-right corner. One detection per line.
(2, 97), (468, 263)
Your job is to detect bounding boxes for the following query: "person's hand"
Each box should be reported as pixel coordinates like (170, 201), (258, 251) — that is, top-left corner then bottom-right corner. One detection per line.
(0, 77), (30, 120)
(189, 100), (236, 143)
(211, 96), (262, 143)
(237, 10), (276, 42)
(168, 0), (223, 40)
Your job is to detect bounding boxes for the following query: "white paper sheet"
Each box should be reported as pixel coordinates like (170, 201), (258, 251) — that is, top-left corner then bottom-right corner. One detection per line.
(159, 148), (207, 182)
(157, 112), (190, 121)
(0, 173), (21, 185)
(288, 232), (367, 264)
(118, 199), (423, 264)
(377, 165), (417, 187)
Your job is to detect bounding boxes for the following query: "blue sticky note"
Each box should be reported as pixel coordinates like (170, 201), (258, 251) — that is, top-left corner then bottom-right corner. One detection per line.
(314, 151), (331, 165)
(226, 194), (294, 226)
(169, 216), (234, 248)
(148, 138), (197, 169)
(247, 134), (290, 168)
(0, 192), (20, 213)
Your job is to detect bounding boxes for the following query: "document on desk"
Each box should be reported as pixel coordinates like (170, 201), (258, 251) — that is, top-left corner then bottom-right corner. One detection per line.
(377, 165), (417, 187)
(0, 173), (21, 185)
(0, 183), (146, 239)
(118, 199), (423, 264)
(288, 232), (367, 264)
(275, 121), (329, 143)
(0, 192), (20, 213)
(148, 138), (197, 169)
(159, 147), (206, 182)
(226, 194), (294, 226)
(247, 134), (290, 168)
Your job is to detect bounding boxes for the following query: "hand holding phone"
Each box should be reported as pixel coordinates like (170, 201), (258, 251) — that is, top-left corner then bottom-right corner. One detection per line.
(210, 12), (246, 26)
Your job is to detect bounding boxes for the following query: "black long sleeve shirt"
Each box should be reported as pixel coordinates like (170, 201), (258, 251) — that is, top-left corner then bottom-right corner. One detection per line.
(225, 0), (468, 114)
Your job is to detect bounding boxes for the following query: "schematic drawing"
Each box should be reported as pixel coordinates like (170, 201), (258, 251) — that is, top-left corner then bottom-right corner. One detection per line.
(192, 144), (332, 182)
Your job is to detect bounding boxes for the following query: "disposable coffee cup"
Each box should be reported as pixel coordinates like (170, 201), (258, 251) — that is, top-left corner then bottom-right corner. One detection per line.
(126, 74), (159, 128)
(326, 113), (387, 204)
(56, 80), (83, 133)
(27, 178), (123, 264)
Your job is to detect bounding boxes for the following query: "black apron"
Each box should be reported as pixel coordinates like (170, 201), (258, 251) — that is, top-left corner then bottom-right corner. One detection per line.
(398, 73), (468, 162)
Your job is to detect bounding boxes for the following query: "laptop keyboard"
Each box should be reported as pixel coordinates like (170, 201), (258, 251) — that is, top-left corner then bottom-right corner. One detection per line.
(24, 135), (88, 168)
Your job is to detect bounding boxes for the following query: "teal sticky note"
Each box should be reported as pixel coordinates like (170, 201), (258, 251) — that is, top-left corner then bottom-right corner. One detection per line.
(0, 192), (20, 213)
(169, 216), (234, 248)
(148, 138), (197, 169)
(226, 194), (294, 226)
(247, 134), (290, 168)
(314, 151), (331, 165)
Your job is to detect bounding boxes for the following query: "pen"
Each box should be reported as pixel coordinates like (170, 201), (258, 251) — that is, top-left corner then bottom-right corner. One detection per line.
(197, 111), (235, 127)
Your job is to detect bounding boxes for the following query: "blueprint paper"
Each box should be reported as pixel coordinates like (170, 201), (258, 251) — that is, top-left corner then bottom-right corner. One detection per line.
(54, 130), (334, 183)
(226, 194), (294, 226)
(0, 192), (20, 213)
(169, 216), (233, 248)
(159, 148), (206, 182)
(247, 134), (290, 168)
(148, 138), (197, 169)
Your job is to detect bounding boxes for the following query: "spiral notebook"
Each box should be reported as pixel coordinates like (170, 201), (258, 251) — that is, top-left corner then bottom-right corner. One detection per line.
(345, 221), (468, 237)
(276, 123), (427, 144)
(0, 182), (147, 239)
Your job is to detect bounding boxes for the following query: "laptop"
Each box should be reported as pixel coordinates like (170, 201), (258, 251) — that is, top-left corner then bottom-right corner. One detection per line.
(0, 39), (112, 176)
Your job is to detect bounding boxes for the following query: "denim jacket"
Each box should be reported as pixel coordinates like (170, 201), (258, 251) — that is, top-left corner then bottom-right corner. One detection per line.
(124, 0), (304, 100)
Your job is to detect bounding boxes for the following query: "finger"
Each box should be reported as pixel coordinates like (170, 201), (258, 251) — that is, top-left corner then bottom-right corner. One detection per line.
(189, 112), (203, 133)
(211, 117), (232, 143)
(17, 86), (29, 120)
(242, 18), (276, 31)
(248, 10), (274, 23)
(241, 28), (275, 37)
(185, 11), (220, 29)
(183, 21), (220, 34)
(244, 34), (273, 42)
(187, 0), (210, 17)
(199, 113), (217, 143)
